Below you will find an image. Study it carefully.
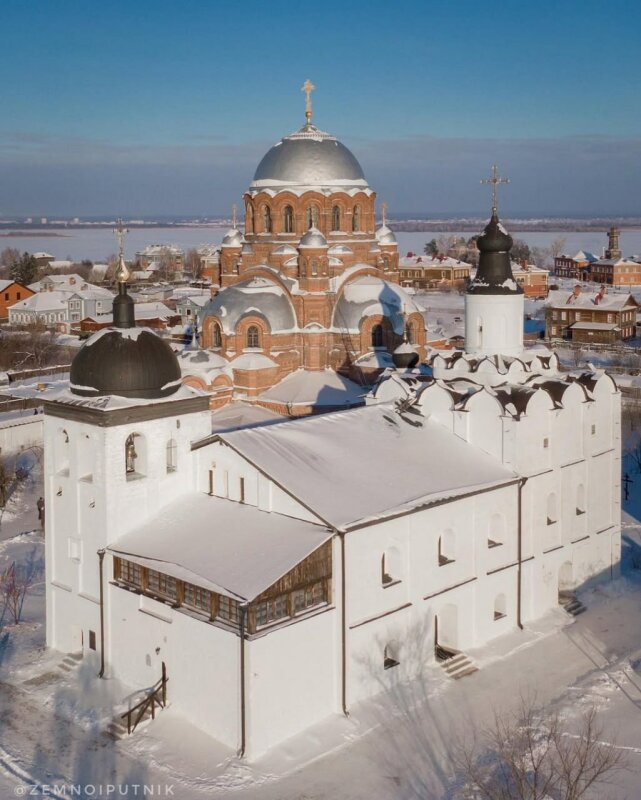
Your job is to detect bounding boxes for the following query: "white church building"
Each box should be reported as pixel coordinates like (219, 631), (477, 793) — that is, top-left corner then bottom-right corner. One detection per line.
(44, 205), (621, 759)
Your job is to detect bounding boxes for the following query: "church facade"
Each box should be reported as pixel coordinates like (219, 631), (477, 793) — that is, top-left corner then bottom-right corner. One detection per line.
(181, 93), (428, 414)
(44, 97), (622, 761)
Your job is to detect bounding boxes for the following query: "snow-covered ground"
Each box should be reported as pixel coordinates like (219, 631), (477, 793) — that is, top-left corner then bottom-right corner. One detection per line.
(0, 425), (640, 797)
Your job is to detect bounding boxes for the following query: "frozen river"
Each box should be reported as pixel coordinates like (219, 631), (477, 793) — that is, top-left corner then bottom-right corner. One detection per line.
(3, 226), (641, 263)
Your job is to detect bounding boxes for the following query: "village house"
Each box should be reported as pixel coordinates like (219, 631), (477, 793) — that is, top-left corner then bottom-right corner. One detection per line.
(0, 279), (34, 320)
(398, 253), (471, 289)
(511, 261), (549, 298)
(545, 285), (638, 344)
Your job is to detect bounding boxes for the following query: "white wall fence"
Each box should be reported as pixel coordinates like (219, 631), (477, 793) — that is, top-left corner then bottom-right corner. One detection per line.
(0, 415), (44, 456)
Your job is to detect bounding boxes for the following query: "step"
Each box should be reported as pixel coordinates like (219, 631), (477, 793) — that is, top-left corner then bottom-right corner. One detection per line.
(440, 652), (478, 680)
(62, 656), (81, 667)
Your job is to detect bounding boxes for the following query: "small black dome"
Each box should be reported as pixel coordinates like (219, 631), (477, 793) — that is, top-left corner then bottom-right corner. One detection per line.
(477, 212), (513, 254)
(392, 342), (419, 369)
(70, 328), (182, 399)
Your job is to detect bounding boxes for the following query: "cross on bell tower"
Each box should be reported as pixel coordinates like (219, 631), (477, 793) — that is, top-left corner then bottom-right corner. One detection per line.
(301, 79), (315, 124)
(232, 203), (237, 229)
(481, 164), (510, 215)
(381, 202), (388, 227)
(112, 218), (130, 285)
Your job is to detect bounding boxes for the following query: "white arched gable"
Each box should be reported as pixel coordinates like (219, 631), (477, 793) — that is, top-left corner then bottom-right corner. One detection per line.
(465, 389), (504, 459)
(416, 382), (455, 429)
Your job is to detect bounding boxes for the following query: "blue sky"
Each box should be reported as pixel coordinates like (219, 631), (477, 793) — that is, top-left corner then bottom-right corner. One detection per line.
(1, 0), (640, 217)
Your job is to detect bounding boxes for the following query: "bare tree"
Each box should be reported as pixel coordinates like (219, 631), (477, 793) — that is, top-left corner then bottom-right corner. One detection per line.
(0, 559), (38, 625)
(452, 697), (626, 800)
(185, 248), (203, 280)
(0, 247), (20, 269)
(549, 237), (567, 261)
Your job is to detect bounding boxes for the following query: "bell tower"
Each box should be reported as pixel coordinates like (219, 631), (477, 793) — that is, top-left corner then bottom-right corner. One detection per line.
(465, 166), (524, 357)
(605, 226), (622, 260)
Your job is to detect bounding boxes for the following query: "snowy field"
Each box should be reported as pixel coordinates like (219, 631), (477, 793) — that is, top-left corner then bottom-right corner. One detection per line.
(0, 418), (640, 797)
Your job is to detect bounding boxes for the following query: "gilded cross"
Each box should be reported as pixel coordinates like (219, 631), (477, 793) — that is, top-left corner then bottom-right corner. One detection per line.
(481, 164), (510, 213)
(381, 202), (388, 227)
(301, 79), (315, 122)
(232, 203), (237, 229)
(113, 218), (129, 258)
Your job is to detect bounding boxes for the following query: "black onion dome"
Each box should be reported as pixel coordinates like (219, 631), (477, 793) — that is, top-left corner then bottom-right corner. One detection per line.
(392, 342), (419, 369)
(467, 212), (523, 296)
(70, 328), (182, 399)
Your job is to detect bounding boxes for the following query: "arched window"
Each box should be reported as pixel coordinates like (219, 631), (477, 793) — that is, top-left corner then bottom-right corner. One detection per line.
(283, 205), (294, 233)
(405, 322), (416, 344)
(306, 206), (319, 229)
(383, 643), (400, 670)
(212, 323), (222, 348)
(488, 512), (505, 548)
(576, 483), (586, 515)
(371, 324), (384, 348)
(331, 206), (341, 231)
(56, 428), (70, 476)
(247, 204), (254, 233)
(381, 546), (402, 586)
(247, 325), (260, 348)
(547, 492), (557, 525)
(494, 594), (507, 620)
(311, 259), (318, 276)
(352, 205), (361, 232)
(166, 439), (177, 473)
(125, 433), (142, 477)
(439, 529), (456, 565)
(262, 205), (271, 233)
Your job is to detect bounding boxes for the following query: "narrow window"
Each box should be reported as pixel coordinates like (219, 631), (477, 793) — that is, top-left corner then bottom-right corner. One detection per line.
(166, 439), (177, 473)
(283, 205), (294, 233)
(247, 204), (254, 233)
(331, 205), (341, 231)
(547, 492), (557, 525)
(208, 466), (215, 495)
(439, 530), (455, 565)
(306, 206), (319, 229)
(405, 322), (415, 344)
(246, 325), (260, 348)
(543, 437), (549, 449)
(262, 205), (271, 233)
(384, 644), (399, 670)
(494, 594), (507, 621)
(239, 477), (245, 503)
(212, 323), (222, 348)
(352, 205), (361, 232)
(591, 424), (596, 435)
(371, 324), (383, 348)
(381, 553), (393, 586)
(311, 259), (318, 276)
(125, 434), (138, 475)
(88, 630), (96, 650)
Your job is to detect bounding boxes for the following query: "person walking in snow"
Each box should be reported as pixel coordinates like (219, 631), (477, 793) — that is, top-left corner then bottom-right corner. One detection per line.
(37, 496), (44, 527)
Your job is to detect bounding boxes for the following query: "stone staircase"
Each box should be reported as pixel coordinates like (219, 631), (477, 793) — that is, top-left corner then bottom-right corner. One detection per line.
(437, 646), (479, 680)
(22, 651), (83, 687)
(559, 591), (587, 617)
(106, 663), (168, 740)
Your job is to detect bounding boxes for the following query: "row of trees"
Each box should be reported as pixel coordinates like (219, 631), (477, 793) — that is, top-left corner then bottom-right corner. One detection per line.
(424, 235), (567, 268)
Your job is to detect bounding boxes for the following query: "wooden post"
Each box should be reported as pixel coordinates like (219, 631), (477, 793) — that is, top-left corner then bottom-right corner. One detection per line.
(161, 661), (167, 706)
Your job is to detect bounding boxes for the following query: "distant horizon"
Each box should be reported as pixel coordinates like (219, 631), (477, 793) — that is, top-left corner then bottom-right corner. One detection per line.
(1, 1), (639, 217)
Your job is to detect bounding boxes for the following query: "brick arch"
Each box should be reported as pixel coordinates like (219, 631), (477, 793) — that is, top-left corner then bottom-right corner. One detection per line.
(405, 311), (426, 346)
(360, 314), (395, 352)
(235, 313), (272, 352)
(201, 316), (225, 350)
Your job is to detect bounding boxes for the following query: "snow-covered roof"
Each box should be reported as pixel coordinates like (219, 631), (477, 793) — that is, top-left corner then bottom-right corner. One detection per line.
(570, 321), (619, 331)
(399, 255), (471, 269)
(258, 369), (365, 408)
(547, 289), (637, 310)
(217, 404), (517, 531)
(210, 400), (283, 433)
(108, 493), (331, 602)
(231, 352), (279, 371)
(9, 291), (68, 312)
(0, 280), (15, 292)
(333, 275), (425, 334)
(202, 276), (297, 335)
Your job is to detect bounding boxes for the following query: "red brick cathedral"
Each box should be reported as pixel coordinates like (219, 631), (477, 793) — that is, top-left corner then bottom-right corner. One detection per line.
(195, 84), (427, 413)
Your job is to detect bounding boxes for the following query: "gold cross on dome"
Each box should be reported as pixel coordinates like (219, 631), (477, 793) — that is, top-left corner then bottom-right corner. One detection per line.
(232, 203), (237, 229)
(301, 79), (315, 122)
(381, 202), (388, 226)
(113, 218), (129, 258)
(481, 164), (510, 214)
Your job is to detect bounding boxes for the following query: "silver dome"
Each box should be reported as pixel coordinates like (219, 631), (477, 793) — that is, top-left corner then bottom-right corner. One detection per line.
(375, 224), (397, 245)
(299, 226), (328, 248)
(251, 124), (369, 190)
(202, 276), (297, 334)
